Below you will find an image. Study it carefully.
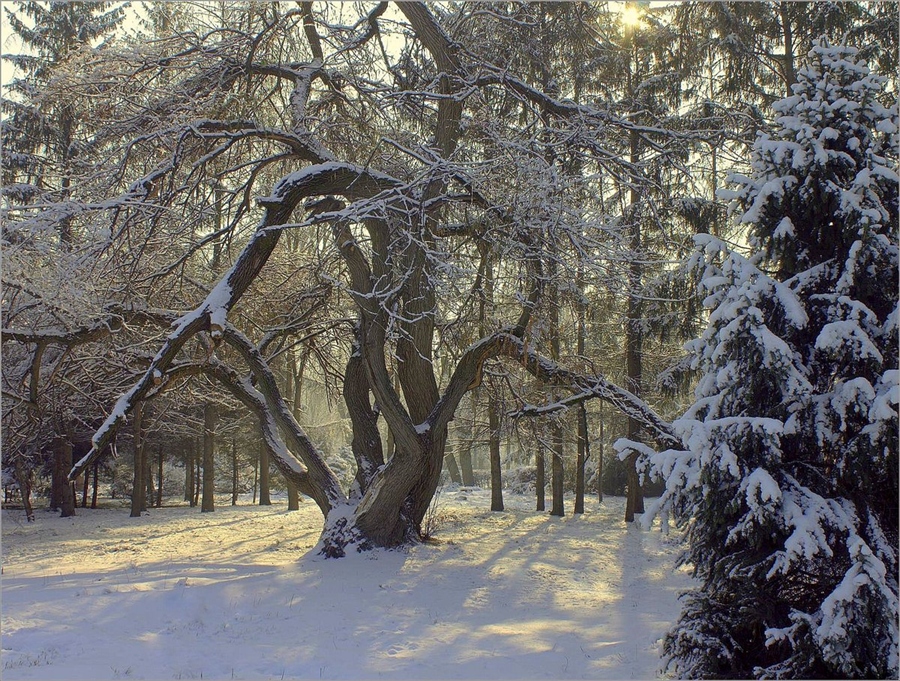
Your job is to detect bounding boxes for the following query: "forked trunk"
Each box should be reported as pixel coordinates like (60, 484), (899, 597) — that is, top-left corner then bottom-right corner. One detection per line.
(317, 430), (448, 557)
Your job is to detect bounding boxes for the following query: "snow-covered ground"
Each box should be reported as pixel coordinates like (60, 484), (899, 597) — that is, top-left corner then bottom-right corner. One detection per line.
(2, 489), (693, 680)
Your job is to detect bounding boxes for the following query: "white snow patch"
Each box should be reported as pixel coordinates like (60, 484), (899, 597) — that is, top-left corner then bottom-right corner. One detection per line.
(1, 492), (692, 680)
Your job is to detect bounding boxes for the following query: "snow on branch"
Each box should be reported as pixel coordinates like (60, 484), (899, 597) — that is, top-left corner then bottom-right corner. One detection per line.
(501, 335), (681, 449)
(69, 162), (402, 484)
(2, 317), (126, 347)
(428, 328), (680, 452)
(146, 359), (323, 506)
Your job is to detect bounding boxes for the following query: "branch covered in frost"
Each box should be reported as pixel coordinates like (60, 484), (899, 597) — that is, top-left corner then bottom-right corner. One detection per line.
(69, 162), (401, 483)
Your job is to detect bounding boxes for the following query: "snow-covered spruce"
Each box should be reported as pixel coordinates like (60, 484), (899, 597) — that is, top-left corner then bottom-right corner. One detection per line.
(649, 41), (899, 679)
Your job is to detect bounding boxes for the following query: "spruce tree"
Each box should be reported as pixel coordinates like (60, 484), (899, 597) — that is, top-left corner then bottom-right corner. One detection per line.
(2, 1), (124, 219)
(654, 40), (898, 678)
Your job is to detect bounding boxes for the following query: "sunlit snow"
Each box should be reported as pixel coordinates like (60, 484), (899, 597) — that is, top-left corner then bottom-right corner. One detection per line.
(2, 490), (692, 680)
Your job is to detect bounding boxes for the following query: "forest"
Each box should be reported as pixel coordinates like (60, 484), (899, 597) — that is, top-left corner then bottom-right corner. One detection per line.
(1, 1), (898, 679)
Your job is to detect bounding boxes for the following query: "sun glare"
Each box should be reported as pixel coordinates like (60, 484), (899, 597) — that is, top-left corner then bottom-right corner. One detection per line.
(621, 3), (644, 29)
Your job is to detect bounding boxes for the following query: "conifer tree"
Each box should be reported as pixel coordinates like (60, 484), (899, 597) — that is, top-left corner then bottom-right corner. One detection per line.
(653, 40), (898, 678)
(2, 1), (124, 220)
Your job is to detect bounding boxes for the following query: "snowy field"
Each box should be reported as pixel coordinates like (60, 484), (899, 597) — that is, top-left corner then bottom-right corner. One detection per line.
(2, 489), (693, 680)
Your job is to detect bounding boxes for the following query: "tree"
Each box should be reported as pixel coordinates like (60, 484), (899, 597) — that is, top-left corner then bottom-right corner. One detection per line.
(2, 0), (124, 224)
(650, 41), (898, 678)
(201, 402), (217, 513)
(129, 402), (146, 517)
(1, 1), (126, 518)
(48, 1), (690, 556)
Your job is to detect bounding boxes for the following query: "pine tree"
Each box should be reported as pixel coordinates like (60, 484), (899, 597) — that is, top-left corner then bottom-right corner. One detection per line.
(654, 40), (899, 678)
(1, 1), (124, 227)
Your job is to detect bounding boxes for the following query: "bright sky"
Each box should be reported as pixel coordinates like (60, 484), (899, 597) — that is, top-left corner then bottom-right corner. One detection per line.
(0, 2), (666, 96)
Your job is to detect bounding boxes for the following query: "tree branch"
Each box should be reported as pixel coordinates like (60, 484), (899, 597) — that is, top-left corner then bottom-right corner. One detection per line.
(69, 162), (401, 483)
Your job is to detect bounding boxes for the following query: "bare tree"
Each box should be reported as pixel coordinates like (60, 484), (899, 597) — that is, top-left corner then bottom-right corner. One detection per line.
(1, 3), (685, 553)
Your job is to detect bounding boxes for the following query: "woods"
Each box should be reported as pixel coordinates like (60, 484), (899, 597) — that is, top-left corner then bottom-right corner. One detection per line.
(2, 2), (897, 678)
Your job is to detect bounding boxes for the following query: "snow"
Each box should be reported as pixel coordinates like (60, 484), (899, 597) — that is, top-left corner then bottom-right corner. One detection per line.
(2, 491), (692, 680)
(815, 320), (883, 363)
(205, 279), (234, 339)
(261, 162), (400, 203)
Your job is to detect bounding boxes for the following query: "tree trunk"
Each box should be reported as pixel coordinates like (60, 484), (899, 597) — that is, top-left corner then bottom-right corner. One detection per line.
(458, 446), (475, 486)
(489, 396), (503, 512)
(547, 239), (565, 518)
(184, 439), (193, 503)
(625, 452), (643, 521)
(131, 401), (145, 518)
(550, 423), (565, 517)
(535, 446), (545, 511)
(156, 448), (163, 507)
(480, 240), (503, 512)
(575, 404), (587, 515)
(91, 461), (99, 510)
(444, 449), (462, 484)
(81, 472), (89, 508)
(575, 264), (587, 515)
(598, 404), (604, 503)
(14, 459), (34, 522)
(624, 55), (645, 522)
(258, 441), (271, 505)
(285, 351), (305, 511)
(143, 449), (152, 512)
(779, 2), (796, 94)
(459, 406), (476, 487)
(193, 446), (200, 506)
(252, 445), (258, 504)
(201, 403), (217, 512)
(287, 482), (300, 510)
(231, 437), (239, 505)
(50, 435), (69, 511)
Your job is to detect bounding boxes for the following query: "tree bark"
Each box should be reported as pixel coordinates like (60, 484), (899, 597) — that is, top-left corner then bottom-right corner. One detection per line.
(489, 397), (503, 512)
(252, 446), (258, 504)
(194, 445), (200, 507)
(287, 483), (300, 511)
(258, 441), (271, 505)
(535, 446), (545, 511)
(52, 435), (76, 520)
(575, 264), (587, 515)
(144, 449), (153, 512)
(459, 403), (476, 487)
(550, 424), (565, 517)
(202, 403), (217, 512)
(285, 350), (307, 510)
(624, 38), (645, 522)
(575, 404), (587, 515)
(50, 438), (65, 510)
(15, 459), (34, 522)
(231, 437), (239, 505)
(184, 439), (193, 503)
(779, 2), (796, 95)
(598, 403), (604, 502)
(156, 448), (163, 507)
(131, 401), (145, 518)
(548, 251), (564, 518)
(91, 460), (99, 509)
(444, 449), (462, 484)
(481, 242), (503, 512)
